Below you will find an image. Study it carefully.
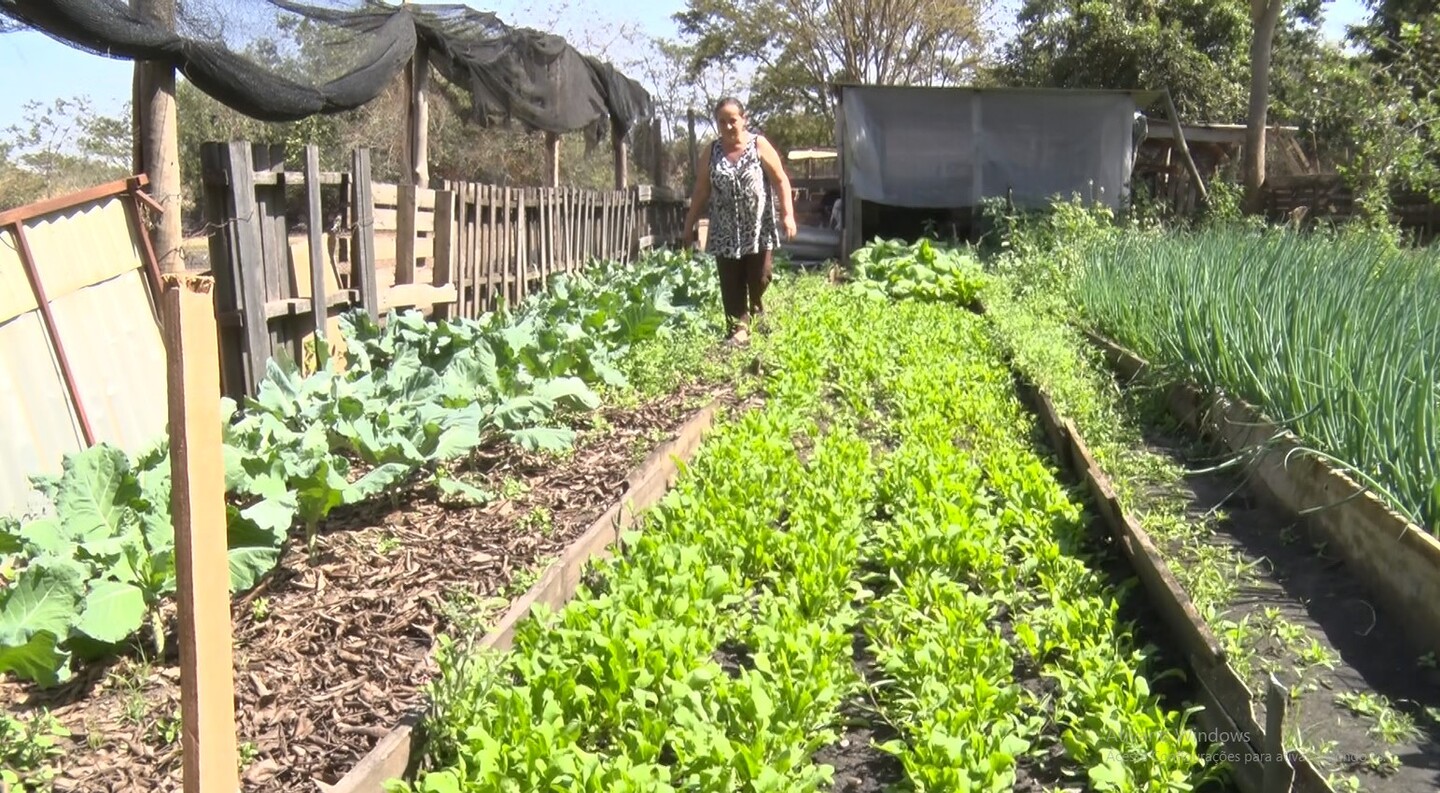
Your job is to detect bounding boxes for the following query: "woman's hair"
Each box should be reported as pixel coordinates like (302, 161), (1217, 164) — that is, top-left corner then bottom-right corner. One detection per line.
(713, 97), (745, 117)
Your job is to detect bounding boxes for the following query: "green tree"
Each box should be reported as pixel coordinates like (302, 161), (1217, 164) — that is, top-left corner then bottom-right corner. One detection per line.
(997, 0), (1253, 120)
(997, 0), (1333, 123)
(1356, 0), (1437, 57)
(672, 0), (991, 149)
(1345, 12), (1440, 216)
(1, 96), (132, 210)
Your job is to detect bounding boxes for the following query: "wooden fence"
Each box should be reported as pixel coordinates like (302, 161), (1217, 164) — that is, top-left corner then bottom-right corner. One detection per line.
(1262, 174), (1440, 244)
(201, 141), (687, 400)
(440, 183), (685, 319)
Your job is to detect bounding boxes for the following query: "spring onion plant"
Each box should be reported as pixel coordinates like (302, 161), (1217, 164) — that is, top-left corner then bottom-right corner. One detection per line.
(1075, 228), (1440, 531)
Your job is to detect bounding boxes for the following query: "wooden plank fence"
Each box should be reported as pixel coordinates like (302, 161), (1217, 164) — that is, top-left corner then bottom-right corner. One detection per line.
(201, 141), (367, 399)
(1263, 173), (1440, 244)
(202, 141), (687, 400)
(442, 183), (686, 319)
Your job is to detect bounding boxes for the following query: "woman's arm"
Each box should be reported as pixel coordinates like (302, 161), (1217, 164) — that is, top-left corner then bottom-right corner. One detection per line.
(756, 136), (797, 239)
(682, 149), (712, 248)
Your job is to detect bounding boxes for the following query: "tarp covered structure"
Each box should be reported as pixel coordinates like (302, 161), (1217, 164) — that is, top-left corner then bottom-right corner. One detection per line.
(0, 0), (654, 140)
(836, 85), (1158, 211)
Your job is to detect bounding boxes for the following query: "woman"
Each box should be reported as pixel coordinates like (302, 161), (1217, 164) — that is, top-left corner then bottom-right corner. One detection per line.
(683, 97), (797, 342)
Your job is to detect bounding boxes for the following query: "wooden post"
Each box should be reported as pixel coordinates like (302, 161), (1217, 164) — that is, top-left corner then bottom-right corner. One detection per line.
(250, 144), (288, 361)
(351, 149), (380, 321)
(836, 91), (859, 267)
(404, 2), (430, 186)
(1163, 90), (1209, 207)
(162, 275), (240, 793)
(613, 125), (629, 190)
(544, 133), (561, 188)
(200, 144), (244, 397)
(132, 0), (183, 274)
(650, 118), (667, 190)
(432, 188), (454, 320)
(303, 146), (327, 349)
(396, 184), (417, 285)
(220, 142), (271, 395)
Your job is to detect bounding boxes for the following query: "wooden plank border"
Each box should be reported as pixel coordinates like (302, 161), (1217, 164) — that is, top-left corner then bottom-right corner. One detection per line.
(1014, 374), (1334, 793)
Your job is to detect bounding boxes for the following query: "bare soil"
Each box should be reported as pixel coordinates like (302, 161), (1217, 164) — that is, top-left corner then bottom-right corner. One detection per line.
(5, 381), (728, 793)
(813, 629), (905, 793)
(1130, 414), (1440, 792)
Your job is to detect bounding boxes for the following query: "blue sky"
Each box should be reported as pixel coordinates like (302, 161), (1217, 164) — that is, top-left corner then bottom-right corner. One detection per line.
(0, 0), (1371, 131)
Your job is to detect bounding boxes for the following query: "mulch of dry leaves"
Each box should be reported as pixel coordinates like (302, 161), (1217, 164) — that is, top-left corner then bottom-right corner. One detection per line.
(5, 380), (734, 793)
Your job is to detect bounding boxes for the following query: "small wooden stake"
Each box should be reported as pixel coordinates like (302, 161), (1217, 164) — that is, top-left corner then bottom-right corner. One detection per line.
(1262, 675), (1296, 793)
(163, 275), (240, 793)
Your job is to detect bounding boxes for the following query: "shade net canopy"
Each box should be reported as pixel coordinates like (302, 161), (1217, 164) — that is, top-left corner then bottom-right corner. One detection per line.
(838, 85), (1153, 210)
(0, 0), (653, 138)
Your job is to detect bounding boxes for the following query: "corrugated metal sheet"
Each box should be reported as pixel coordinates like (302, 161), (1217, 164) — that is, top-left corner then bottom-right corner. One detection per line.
(0, 311), (85, 514)
(0, 195), (167, 517)
(25, 198), (143, 301)
(51, 270), (168, 454)
(0, 227), (39, 323)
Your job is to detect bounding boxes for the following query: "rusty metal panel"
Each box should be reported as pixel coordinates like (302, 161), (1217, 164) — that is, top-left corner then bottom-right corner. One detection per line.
(48, 269), (168, 455)
(0, 193), (167, 518)
(24, 197), (144, 303)
(0, 311), (85, 516)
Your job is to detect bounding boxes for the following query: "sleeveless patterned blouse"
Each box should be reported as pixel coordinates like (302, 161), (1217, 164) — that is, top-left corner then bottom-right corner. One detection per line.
(705, 135), (780, 259)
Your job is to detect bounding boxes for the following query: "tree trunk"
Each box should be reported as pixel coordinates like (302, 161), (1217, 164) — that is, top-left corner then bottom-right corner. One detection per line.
(1244, 0), (1283, 215)
(132, 0), (183, 274)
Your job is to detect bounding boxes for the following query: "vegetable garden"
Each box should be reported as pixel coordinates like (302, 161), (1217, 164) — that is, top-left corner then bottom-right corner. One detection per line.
(0, 249), (739, 791)
(981, 208), (1440, 793)
(393, 277), (1208, 793)
(4, 203), (1440, 793)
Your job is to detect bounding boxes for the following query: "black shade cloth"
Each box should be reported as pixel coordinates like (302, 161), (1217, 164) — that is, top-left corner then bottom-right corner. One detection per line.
(0, 0), (652, 136)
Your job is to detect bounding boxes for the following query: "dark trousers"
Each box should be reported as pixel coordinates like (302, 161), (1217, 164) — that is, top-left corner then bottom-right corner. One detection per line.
(716, 249), (773, 330)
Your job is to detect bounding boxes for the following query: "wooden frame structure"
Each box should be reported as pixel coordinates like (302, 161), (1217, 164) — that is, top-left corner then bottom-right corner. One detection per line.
(202, 140), (688, 400)
(201, 141), (375, 398)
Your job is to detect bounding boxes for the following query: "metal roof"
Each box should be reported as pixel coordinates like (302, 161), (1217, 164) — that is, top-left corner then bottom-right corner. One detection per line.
(829, 82), (1167, 108)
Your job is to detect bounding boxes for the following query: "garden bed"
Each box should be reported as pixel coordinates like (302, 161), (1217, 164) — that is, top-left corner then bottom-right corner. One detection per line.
(979, 280), (1440, 793)
(1091, 331), (1440, 656)
(328, 390), (730, 792)
(0, 249), (738, 792)
(1080, 332), (1440, 793)
(10, 380), (724, 792)
(372, 280), (1218, 793)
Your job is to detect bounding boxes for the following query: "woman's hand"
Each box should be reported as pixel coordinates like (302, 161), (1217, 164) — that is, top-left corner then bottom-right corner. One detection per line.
(755, 136), (797, 240)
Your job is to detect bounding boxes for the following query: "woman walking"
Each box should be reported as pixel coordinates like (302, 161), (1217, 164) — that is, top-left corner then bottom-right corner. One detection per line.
(683, 97), (797, 342)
